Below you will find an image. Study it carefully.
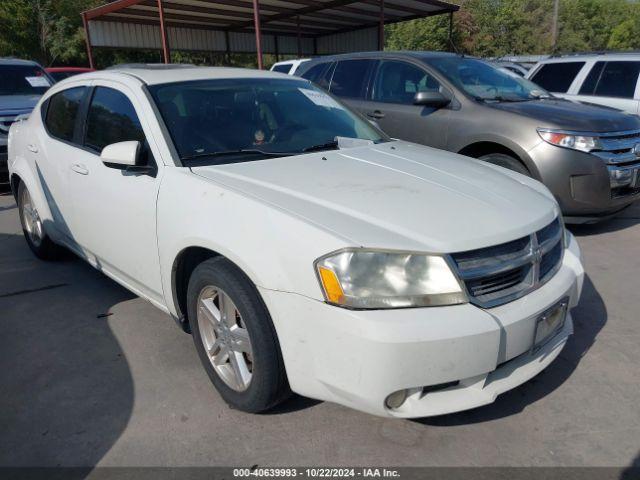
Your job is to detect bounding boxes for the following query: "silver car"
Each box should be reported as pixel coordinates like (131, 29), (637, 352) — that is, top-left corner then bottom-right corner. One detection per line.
(298, 52), (640, 223)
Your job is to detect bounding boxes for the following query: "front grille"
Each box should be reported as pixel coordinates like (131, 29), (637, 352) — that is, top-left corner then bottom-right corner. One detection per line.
(451, 218), (564, 308)
(612, 186), (640, 199)
(593, 129), (640, 165)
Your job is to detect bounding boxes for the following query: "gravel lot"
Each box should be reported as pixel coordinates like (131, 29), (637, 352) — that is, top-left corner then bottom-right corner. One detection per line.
(0, 191), (639, 468)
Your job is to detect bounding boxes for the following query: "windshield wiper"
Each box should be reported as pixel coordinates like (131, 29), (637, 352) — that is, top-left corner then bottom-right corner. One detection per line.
(181, 149), (293, 163)
(482, 95), (530, 103)
(302, 140), (339, 153)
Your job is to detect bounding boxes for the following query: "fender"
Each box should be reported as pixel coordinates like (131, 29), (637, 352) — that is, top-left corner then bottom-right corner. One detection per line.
(453, 134), (543, 180)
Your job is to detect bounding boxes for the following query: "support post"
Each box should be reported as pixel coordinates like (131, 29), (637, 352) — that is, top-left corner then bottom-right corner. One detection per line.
(252, 0), (263, 69)
(297, 16), (302, 58)
(81, 13), (95, 69)
(378, 0), (384, 51)
(448, 11), (458, 53)
(551, 0), (559, 49)
(225, 30), (231, 65)
(274, 35), (280, 62)
(157, 0), (170, 63)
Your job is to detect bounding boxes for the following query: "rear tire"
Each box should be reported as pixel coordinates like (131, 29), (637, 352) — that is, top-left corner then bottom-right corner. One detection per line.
(17, 182), (63, 260)
(187, 256), (290, 413)
(479, 153), (530, 176)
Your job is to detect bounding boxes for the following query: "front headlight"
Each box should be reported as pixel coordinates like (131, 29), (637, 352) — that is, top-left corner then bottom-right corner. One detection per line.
(315, 249), (467, 309)
(538, 128), (601, 153)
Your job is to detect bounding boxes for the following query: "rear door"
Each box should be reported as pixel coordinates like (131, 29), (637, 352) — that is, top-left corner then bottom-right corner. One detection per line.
(363, 59), (450, 149)
(37, 86), (88, 241)
(572, 60), (640, 115)
(326, 58), (377, 116)
(67, 82), (165, 304)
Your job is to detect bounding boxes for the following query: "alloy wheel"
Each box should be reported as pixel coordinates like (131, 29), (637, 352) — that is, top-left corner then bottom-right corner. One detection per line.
(20, 187), (43, 248)
(197, 286), (254, 391)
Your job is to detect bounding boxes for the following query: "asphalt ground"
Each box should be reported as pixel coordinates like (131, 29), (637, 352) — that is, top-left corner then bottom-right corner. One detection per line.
(0, 191), (638, 469)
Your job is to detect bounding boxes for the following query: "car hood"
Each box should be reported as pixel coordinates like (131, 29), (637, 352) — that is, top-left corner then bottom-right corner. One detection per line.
(191, 141), (558, 253)
(0, 95), (41, 116)
(488, 97), (640, 132)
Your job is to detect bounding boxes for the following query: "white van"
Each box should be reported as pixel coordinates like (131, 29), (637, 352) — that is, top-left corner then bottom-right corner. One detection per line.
(527, 53), (640, 115)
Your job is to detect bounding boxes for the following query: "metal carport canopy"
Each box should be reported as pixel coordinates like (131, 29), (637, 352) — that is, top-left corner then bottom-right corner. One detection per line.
(81, 0), (459, 69)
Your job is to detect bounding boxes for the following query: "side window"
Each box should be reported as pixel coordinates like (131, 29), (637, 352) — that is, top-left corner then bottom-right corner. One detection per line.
(593, 61), (640, 99)
(271, 64), (292, 74)
(329, 59), (375, 99)
(316, 62), (336, 90)
(84, 87), (145, 152)
(373, 61), (440, 104)
(300, 62), (330, 83)
(530, 62), (585, 93)
(45, 87), (85, 143)
(579, 62), (606, 95)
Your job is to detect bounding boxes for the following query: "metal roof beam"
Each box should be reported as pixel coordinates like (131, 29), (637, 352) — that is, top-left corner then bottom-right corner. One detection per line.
(227, 0), (366, 30)
(84, 0), (145, 20)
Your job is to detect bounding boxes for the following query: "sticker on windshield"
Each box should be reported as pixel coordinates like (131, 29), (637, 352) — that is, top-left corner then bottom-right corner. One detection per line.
(299, 88), (343, 109)
(25, 76), (51, 88)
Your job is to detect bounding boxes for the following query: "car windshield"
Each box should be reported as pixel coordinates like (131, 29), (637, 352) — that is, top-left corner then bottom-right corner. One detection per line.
(428, 57), (550, 102)
(149, 78), (387, 164)
(0, 64), (53, 96)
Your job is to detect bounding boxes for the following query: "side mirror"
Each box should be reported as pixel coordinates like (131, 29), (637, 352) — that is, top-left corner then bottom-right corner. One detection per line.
(101, 141), (140, 167)
(413, 91), (451, 109)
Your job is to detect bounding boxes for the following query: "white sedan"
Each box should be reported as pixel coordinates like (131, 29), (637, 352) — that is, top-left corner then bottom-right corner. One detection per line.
(7, 66), (584, 418)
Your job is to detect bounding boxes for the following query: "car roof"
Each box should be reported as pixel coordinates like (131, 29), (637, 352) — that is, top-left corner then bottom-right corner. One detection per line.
(0, 58), (42, 67)
(538, 52), (640, 63)
(86, 64), (295, 85)
(303, 51), (461, 64)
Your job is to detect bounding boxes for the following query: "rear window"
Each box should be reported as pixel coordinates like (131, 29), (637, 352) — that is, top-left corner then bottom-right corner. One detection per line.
(580, 61), (640, 99)
(329, 59), (375, 99)
(530, 62), (585, 93)
(0, 64), (52, 96)
(271, 64), (292, 74)
(44, 87), (85, 143)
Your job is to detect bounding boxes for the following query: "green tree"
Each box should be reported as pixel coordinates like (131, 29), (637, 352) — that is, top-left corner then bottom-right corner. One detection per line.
(606, 3), (640, 50)
(0, 0), (101, 66)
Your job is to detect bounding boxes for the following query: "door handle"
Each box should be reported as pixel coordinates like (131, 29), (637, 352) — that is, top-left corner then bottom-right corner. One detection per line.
(27, 144), (38, 153)
(71, 164), (89, 175)
(367, 110), (385, 119)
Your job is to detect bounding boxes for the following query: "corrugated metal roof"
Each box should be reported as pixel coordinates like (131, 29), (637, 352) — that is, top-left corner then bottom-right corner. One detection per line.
(84, 0), (458, 54)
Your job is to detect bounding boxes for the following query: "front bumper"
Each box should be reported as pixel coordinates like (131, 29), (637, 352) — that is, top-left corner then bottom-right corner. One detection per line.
(528, 141), (640, 220)
(260, 233), (584, 418)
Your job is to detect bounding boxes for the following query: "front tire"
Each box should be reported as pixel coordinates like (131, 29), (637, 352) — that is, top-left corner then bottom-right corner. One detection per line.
(17, 182), (62, 260)
(187, 257), (290, 413)
(479, 153), (530, 176)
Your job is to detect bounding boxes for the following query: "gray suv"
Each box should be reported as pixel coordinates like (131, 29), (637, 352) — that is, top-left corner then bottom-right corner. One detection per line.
(297, 52), (640, 222)
(0, 58), (53, 188)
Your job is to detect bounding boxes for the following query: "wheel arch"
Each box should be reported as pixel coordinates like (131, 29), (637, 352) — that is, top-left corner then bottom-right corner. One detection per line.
(171, 246), (220, 332)
(457, 140), (541, 179)
(170, 245), (269, 334)
(10, 173), (22, 200)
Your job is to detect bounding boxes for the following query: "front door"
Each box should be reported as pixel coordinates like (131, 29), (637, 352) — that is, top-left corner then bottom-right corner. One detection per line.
(67, 83), (164, 305)
(363, 60), (451, 149)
